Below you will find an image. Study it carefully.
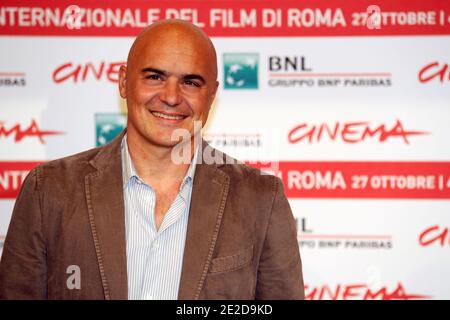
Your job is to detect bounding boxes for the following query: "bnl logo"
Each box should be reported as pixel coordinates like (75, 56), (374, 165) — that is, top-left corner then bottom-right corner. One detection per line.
(223, 53), (259, 89)
(95, 113), (126, 146)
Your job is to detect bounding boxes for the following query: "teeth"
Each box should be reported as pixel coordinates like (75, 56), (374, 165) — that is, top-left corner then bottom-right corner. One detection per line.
(151, 111), (184, 120)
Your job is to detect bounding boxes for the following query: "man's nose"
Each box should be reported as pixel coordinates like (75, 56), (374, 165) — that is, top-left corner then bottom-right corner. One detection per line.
(160, 78), (182, 107)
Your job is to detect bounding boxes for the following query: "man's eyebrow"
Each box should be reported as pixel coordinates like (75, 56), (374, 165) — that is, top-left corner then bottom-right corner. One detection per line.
(141, 67), (166, 75)
(141, 68), (206, 83)
(183, 74), (205, 83)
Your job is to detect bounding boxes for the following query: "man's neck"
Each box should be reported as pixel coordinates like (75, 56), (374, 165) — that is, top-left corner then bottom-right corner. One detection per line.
(126, 132), (196, 188)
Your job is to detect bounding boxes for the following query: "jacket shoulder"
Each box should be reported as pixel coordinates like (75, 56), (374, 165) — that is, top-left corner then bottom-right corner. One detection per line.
(36, 145), (102, 174)
(210, 146), (282, 196)
(30, 146), (106, 191)
(225, 162), (281, 193)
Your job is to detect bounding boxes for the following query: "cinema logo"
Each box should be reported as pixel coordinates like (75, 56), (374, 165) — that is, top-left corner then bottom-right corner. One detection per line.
(288, 120), (428, 145)
(204, 133), (262, 149)
(52, 61), (125, 84)
(268, 56), (391, 88)
(296, 218), (393, 250)
(419, 225), (450, 247)
(305, 282), (429, 300)
(0, 72), (26, 87)
(0, 119), (63, 144)
(418, 61), (449, 84)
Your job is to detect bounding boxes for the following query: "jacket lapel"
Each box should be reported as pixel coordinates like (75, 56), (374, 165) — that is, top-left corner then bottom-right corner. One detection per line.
(85, 132), (128, 300)
(178, 142), (230, 300)
(84, 134), (229, 300)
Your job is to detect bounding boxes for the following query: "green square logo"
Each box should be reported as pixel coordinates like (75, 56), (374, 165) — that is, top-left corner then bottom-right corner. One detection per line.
(223, 53), (259, 89)
(95, 113), (126, 146)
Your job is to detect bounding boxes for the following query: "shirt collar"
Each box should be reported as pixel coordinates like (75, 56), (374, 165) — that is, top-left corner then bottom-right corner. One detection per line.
(121, 134), (198, 191)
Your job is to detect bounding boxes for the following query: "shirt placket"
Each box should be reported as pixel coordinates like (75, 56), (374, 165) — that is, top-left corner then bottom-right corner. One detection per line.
(140, 182), (189, 299)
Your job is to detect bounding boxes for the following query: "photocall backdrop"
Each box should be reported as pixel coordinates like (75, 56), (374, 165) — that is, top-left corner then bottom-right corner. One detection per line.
(1, 0), (449, 299)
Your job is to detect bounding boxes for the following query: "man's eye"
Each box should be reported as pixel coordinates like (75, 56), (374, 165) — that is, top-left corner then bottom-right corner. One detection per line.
(184, 80), (200, 87)
(146, 74), (161, 80)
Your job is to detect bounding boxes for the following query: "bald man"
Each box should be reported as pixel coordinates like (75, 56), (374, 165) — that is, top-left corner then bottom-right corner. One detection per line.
(0, 20), (304, 300)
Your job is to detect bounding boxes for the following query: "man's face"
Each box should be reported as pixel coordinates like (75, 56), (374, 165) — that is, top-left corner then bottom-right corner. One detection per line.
(119, 29), (218, 148)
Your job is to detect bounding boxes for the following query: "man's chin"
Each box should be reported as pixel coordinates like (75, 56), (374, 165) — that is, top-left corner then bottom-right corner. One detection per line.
(150, 134), (194, 148)
(132, 126), (195, 149)
(148, 137), (180, 148)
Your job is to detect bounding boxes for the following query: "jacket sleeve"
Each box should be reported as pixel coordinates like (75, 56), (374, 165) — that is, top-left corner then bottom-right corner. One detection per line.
(255, 177), (305, 300)
(0, 167), (47, 299)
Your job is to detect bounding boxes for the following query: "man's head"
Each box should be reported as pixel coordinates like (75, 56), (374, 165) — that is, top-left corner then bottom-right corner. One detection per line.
(119, 19), (218, 148)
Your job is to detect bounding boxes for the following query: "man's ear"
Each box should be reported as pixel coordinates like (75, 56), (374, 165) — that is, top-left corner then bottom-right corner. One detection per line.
(119, 65), (127, 99)
(210, 80), (219, 101)
(205, 80), (219, 122)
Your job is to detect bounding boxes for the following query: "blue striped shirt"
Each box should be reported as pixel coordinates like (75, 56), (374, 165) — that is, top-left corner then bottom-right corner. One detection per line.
(121, 136), (197, 300)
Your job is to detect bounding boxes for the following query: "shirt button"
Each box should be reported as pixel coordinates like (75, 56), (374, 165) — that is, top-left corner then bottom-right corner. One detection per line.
(153, 241), (159, 249)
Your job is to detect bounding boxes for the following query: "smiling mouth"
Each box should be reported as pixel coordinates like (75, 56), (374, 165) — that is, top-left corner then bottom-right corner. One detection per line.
(150, 111), (187, 121)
